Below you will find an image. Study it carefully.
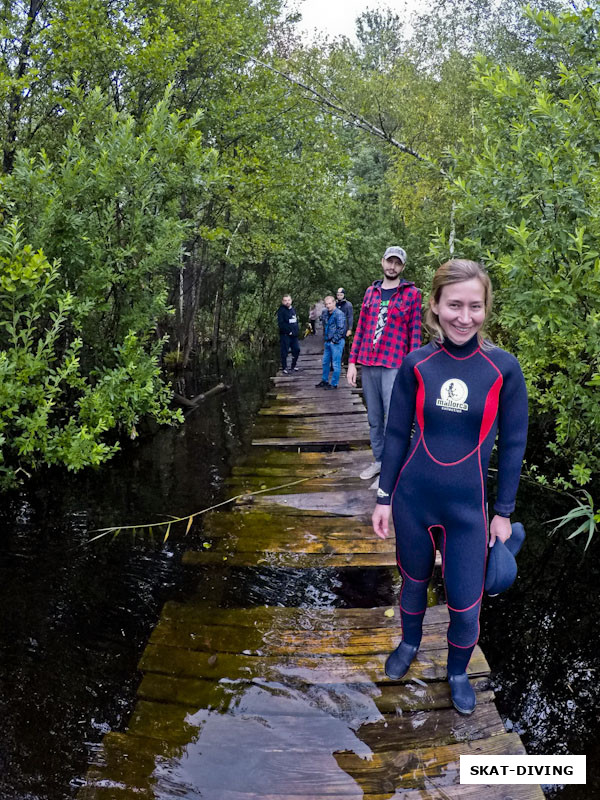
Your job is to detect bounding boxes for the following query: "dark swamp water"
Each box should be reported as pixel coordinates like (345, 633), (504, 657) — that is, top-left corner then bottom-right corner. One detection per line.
(0, 350), (598, 799)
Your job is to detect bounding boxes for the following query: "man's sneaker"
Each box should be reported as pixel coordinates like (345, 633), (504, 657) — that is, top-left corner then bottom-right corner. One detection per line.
(448, 673), (476, 715)
(369, 476), (379, 490)
(282, 369), (289, 374)
(292, 367), (301, 371)
(360, 461), (381, 480)
(324, 384), (337, 390)
(315, 380), (329, 387)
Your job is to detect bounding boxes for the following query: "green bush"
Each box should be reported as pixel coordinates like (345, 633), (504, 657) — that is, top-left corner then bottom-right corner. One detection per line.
(433, 7), (600, 491)
(0, 220), (181, 488)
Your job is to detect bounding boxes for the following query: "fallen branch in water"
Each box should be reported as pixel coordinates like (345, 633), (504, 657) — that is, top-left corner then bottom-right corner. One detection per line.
(173, 381), (230, 408)
(82, 470), (338, 546)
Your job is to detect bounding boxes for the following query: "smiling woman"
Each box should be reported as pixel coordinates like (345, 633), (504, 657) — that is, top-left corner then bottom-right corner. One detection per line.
(372, 258), (529, 716)
(431, 278), (487, 345)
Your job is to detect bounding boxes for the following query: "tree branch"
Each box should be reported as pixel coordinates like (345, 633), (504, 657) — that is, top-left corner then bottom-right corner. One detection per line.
(236, 51), (442, 171)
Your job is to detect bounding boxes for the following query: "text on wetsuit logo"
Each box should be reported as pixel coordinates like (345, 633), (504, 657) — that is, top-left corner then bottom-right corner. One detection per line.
(436, 379), (469, 413)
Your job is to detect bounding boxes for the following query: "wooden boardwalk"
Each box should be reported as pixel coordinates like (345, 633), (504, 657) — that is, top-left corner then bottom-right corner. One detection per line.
(80, 336), (544, 800)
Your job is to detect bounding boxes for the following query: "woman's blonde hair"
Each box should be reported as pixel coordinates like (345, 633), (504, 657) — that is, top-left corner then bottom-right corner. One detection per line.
(425, 259), (493, 347)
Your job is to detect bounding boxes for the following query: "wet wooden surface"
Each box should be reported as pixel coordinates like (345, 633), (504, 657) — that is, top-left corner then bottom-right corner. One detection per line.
(80, 335), (544, 799)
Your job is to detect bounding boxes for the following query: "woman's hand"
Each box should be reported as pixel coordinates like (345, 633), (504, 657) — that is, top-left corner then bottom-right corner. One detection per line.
(372, 504), (391, 539)
(489, 514), (511, 547)
(347, 363), (357, 387)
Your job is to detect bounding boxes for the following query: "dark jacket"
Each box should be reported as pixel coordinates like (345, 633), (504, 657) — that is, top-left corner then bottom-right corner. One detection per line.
(336, 298), (353, 332)
(277, 304), (299, 336)
(322, 307), (347, 343)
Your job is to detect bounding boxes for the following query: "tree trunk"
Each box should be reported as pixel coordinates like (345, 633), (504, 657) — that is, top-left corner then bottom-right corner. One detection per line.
(3, 0), (45, 174)
(211, 261), (226, 354)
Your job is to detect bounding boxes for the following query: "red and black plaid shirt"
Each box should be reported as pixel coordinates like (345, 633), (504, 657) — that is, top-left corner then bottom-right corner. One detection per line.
(349, 279), (422, 368)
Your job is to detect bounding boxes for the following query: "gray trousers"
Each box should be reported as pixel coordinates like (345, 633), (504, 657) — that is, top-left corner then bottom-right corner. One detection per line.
(361, 365), (399, 461)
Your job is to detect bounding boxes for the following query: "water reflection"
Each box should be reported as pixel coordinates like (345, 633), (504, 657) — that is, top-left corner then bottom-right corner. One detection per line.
(152, 681), (376, 796)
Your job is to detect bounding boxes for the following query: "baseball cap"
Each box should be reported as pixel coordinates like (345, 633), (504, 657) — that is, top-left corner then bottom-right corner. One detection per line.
(337, 287), (345, 295)
(383, 246), (407, 263)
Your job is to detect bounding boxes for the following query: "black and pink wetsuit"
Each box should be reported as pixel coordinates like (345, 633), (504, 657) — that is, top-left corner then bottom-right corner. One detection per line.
(376, 334), (528, 674)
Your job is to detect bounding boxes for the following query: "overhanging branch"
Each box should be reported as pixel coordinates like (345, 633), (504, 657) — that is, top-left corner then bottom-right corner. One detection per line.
(237, 50), (443, 174)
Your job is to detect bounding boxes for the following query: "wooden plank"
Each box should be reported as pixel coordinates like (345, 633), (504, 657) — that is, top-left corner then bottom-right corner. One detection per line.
(253, 411), (366, 424)
(149, 619), (456, 656)
(251, 424), (370, 437)
(235, 450), (371, 468)
(138, 643), (490, 683)
(224, 477), (368, 495)
(119, 697), (505, 751)
(331, 732), (530, 793)
(137, 672), (493, 713)
(230, 465), (366, 477)
(251, 490), (376, 517)
(202, 511), (385, 537)
(154, 603), (451, 630)
(84, 732), (531, 796)
(182, 551), (397, 567)
(389, 786), (546, 800)
(259, 405), (364, 417)
(252, 436), (371, 447)
(189, 534), (396, 553)
(80, 785), (545, 800)
(251, 422), (366, 432)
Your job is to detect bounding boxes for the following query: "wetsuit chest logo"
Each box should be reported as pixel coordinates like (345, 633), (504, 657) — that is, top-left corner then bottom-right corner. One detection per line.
(436, 379), (469, 413)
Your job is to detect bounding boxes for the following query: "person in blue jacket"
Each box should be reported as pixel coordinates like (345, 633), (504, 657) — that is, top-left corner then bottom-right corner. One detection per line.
(316, 295), (347, 390)
(371, 259), (528, 715)
(276, 294), (300, 374)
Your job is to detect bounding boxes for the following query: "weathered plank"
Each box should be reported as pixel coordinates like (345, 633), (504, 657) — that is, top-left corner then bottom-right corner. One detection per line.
(225, 476), (368, 495)
(183, 551), (397, 567)
(252, 416), (367, 429)
(189, 535), (396, 554)
(251, 490), (376, 517)
(384, 786), (545, 800)
(154, 602), (451, 630)
(80, 785), (545, 800)
(259, 405), (364, 417)
(202, 509), (379, 534)
(137, 671), (493, 712)
(149, 619), (456, 655)
(252, 436), (371, 447)
(234, 450), (371, 468)
(138, 642), (490, 683)
(82, 732), (533, 797)
(230, 463), (366, 477)
(116, 696), (504, 751)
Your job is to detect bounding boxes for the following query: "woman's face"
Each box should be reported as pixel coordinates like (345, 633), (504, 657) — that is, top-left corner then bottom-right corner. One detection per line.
(431, 278), (486, 345)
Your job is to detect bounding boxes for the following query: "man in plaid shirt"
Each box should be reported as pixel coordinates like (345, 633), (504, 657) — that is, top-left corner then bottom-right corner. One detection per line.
(347, 246), (422, 484)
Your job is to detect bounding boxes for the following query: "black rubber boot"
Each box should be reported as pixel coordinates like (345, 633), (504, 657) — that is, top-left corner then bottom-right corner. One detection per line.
(448, 672), (476, 715)
(384, 642), (418, 680)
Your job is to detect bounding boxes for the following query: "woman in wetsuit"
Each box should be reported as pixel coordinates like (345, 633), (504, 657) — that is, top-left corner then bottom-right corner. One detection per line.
(371, 259), (528, 715)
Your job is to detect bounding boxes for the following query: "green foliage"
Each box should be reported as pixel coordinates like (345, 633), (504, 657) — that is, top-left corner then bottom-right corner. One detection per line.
(0, 220), (182, 487)
(432, 6), (600, 492)
(2, 87), (216, 356)
(1, 0), (594, 498)
(548, 491), (600, 550)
